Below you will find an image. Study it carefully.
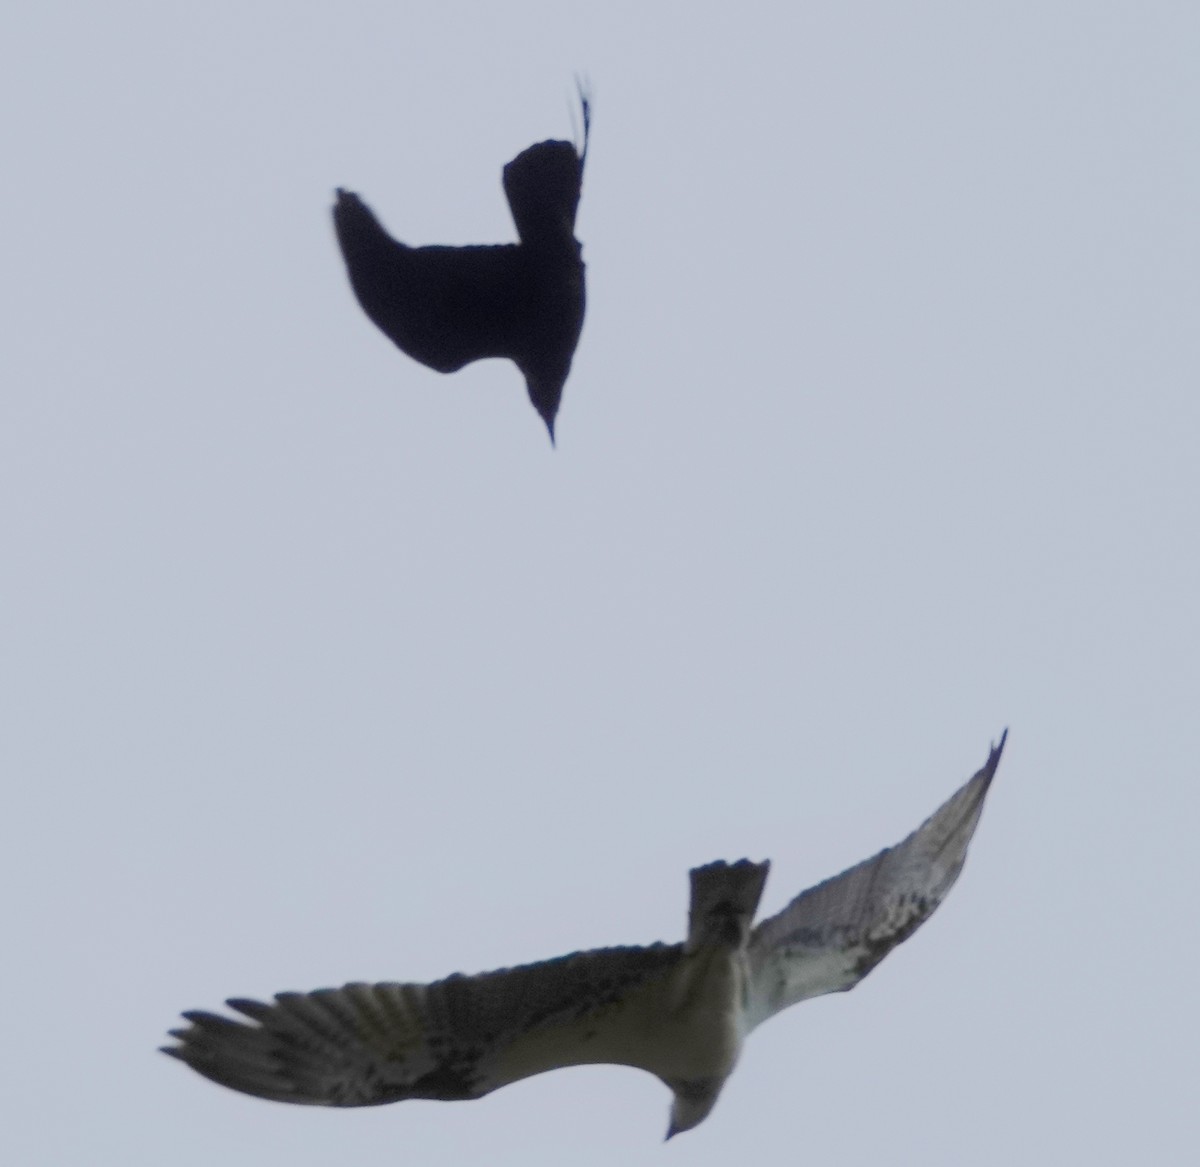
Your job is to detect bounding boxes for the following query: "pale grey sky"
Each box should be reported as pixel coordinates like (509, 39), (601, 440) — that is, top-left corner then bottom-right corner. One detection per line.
(2, 4), (1197, 1164)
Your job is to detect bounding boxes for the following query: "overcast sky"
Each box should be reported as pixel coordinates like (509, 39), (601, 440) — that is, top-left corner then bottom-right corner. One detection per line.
(3, 4), (1197, 1165)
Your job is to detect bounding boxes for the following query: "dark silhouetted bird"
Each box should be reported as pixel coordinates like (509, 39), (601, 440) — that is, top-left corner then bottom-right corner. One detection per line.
(333, 94), (590, 443)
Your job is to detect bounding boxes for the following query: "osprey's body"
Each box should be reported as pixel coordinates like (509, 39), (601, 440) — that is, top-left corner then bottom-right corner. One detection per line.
(165, 735), (1005, 1138)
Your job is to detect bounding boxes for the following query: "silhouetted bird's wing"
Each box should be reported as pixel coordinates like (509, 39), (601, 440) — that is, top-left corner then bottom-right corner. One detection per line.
(333, 192), (530, 374)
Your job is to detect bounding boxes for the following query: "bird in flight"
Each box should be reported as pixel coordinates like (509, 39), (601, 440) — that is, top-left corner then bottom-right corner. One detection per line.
(164, 732), (1005, 1139)
(332, 90), (591, 443)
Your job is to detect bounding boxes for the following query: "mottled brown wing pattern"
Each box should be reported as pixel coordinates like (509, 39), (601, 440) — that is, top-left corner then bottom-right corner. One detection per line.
(744, 733), (1005, 1029)
(164, 942), (682, 1108)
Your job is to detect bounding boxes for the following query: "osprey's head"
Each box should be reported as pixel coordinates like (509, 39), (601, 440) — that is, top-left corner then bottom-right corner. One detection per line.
(665, 1077), (725, 1139)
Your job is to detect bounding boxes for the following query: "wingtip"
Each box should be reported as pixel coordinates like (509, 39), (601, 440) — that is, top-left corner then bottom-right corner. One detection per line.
(969, 728), (1008, 796)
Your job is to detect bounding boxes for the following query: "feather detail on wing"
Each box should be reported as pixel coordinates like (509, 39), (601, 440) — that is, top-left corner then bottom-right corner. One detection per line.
(163, 943), (684, 1108)
(743, 731), (1006, 1030)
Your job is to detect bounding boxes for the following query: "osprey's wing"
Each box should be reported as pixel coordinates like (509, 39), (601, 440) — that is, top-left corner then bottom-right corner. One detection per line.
(333, 190), (530, 374)
(164, 943), (685, 1107)
(744, 733), (1005, 1031)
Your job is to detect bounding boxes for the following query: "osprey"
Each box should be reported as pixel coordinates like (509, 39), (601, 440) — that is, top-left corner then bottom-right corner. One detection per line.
(332, 90), (590, 443)
(164, 732), (1004, 1139)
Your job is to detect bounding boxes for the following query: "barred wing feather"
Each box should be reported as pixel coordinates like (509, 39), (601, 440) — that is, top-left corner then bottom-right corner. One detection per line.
(744, 732), (1006, 1031)
(165, 943), (683, 1108)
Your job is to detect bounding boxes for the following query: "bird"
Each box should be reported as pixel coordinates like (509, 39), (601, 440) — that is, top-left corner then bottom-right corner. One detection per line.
(163, 732), (1005, 1139)
(332, 91), (591, 443)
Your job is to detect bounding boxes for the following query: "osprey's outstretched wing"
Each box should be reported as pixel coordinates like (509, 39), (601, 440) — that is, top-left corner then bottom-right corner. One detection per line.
(164, 943), (684, 1108)
(744, 732), (1006, 1030)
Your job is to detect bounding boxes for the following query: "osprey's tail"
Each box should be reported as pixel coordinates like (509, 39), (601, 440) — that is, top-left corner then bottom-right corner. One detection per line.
(685, 860), (770, 952)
